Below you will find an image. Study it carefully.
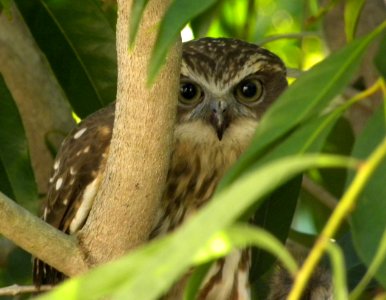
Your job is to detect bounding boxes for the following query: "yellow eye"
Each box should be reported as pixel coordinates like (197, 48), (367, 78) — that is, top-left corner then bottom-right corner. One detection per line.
(235, 78), (264, 104)
(179, 81), (203, 105)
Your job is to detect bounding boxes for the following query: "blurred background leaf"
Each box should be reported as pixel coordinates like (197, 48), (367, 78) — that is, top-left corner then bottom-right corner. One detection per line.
(0, 75), (38, 212)
(349, 104), (386, 288)
(15, 0), (117, 118)
(0, 76), (37, 298)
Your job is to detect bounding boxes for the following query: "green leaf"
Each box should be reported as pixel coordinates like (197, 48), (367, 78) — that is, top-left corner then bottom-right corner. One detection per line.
(0, 160), (15, 201)
(226, 224), (298, 275)
(220, 22), (386, 189)
(129, 0), (149, 47)
(344, 0), (366, 42)
(183, 262), (212, 300)
(0, 75), (38, 212)
(190, 2), (222, 38)
(0, 0), (11, 15)
(374, 34), (386, 79)
(185, 223), (300, 299)
(350, 230), (386, 299)
(15, 0), (117, 117)
(338, 233), (370, 291)
(326, 242), (349, 300)
(148, 0), (219, 84)
(350, 104), (386, 288)
(38, 154), (353, 300)
(320, 117), (355, 197)
(250, 176), (301, 280)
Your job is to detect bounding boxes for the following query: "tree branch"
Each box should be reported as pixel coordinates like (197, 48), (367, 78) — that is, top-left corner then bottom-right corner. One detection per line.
(302, 176), (337, 210)
(78, 0), (182, 265)
(0, 191), (87, 276)
(0, 284), (52, 296)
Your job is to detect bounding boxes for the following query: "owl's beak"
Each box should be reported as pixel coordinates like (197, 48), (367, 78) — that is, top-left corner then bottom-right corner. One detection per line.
(210, 100), (230, 140)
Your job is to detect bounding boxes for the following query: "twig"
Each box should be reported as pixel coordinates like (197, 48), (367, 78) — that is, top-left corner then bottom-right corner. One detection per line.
(258, 32), (320, 46)
(302, 176), (338, 210)
(0, 284), (52, 296)
(0, 191), (87, 276)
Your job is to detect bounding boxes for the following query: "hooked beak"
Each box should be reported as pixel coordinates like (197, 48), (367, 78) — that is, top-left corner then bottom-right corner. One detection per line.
(210, 100), (230, 140)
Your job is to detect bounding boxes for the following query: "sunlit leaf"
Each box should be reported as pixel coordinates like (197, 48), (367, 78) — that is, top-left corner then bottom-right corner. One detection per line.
(37, 155), (352, 300)
(148, 0), (219, 84)
(0, 75), (38, 212)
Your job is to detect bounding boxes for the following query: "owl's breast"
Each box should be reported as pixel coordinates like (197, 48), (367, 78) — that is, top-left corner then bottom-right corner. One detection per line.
(150, 118), (257, 238)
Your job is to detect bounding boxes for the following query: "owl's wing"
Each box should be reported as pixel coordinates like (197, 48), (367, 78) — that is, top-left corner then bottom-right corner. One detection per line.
(33, 103), (115, 286)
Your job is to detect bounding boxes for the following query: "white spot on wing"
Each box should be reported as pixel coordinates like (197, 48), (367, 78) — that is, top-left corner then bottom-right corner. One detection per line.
(53, 159), (60, 170)
(70, 166), (76, 175)
(69, 176), (100, 233)
(73, 127), (87, 139)
(55, 177), (63, 190)
(83, 146), (90, 153)
(43, 207), (49, 220)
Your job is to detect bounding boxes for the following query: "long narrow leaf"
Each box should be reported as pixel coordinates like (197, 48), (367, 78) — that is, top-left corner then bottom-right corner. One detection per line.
(16, 0), (117, 117)
(344, 0), (366, 42)
(128, 0), (149, 47)
(327, 242), (349, 300)
(350, 104), (386, 288)
(148, 0), (219, 84)
(38, 154), (355, 300)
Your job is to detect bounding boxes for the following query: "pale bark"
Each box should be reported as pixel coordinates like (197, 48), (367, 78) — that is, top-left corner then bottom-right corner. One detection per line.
(0, 4), (75, 196)
(0, 191), (87, 276)
(78, 0), (182, 265)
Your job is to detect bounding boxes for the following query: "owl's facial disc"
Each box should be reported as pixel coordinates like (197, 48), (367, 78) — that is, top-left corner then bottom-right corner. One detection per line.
(209, 100), (230, 140)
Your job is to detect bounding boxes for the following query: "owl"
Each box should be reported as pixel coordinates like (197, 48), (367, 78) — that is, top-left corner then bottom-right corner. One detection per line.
(33, 38), (287, 299)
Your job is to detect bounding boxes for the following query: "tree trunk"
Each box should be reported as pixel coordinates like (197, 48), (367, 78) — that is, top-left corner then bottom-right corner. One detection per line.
(78, 0), (182, 266)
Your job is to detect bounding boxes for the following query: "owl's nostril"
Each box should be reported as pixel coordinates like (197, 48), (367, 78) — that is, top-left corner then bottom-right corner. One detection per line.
(211, 100), (227, 114)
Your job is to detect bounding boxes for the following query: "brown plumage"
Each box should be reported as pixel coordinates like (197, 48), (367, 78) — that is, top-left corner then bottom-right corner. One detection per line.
(33, 38), (287, 299)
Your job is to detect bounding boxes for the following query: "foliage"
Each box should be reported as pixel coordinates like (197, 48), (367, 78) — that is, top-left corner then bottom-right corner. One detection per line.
(0, 0), (385, 299)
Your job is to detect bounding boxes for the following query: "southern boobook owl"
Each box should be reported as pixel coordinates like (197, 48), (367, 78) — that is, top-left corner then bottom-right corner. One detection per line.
(33, 37), (287, 299)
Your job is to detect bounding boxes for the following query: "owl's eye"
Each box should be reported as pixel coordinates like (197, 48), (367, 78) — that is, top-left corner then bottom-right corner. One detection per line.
(179, 81), (203, 105)
(235, 78), (264, 104)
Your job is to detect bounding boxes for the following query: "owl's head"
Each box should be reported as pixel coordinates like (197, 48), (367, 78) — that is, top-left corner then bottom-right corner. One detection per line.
(178, 38), (287, 141)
